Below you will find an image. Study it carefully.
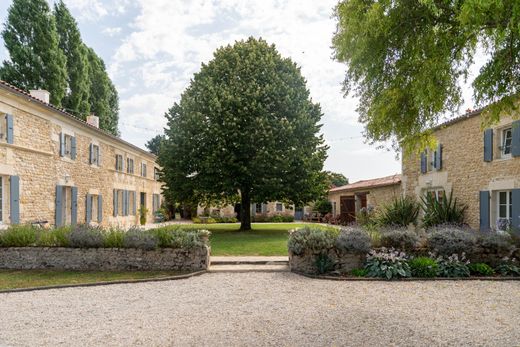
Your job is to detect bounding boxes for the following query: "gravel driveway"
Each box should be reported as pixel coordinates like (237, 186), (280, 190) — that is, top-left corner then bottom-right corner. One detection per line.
(0, 272), (519, 346)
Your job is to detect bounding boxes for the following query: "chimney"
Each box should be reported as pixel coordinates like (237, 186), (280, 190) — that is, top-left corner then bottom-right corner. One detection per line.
(86, 114), (100, 128)
(29, 89), (50, 104)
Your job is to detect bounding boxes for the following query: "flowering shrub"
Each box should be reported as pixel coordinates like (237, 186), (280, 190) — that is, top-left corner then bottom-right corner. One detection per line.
(365, 248), (411, 279)
(335, 227), (371, 254)
(426, 226), (477, 256)
(380, 227), (418, 251)
(435, 253), (470, 277)
(287, 227), (337, 255)
(68, 225), (104, 248)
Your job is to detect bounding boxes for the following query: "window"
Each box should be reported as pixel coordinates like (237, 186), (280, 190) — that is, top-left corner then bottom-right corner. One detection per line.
(129, 191), (135, 215)
(276, 203), (283, 212)
(426, 189), (445, 201)
(255, 204), (262, 214)
(497, 190), (512, 231)
(332, 202), (337, 216)
(0, 117), (6, 142)
(64, 134), (73, 156)
(88, 194), (100, 222)
(500, 128), (513, 158)
(127, 158), (134, 174)
(91, 144), (100, 166)
(154, 167), (160, 181)
(141, 163), (147, 177)
(115, 154), (123, 171)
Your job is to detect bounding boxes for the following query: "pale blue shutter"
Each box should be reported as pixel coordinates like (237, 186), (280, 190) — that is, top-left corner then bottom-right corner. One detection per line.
(113, 189), (118, 217)
(511, 120), (520, 157)
(89, 144), (93, 164)
(512, 189), (520, 234)
(420, 152), (427, 173)
(132, 191), (137, 215)
(9, 175), (19, 224)
(483, 129), (493, 162)
(479, 191), (490, 231)
(70, 137), (77, 160)
(6, 114), (14, 144)
(71, 186), (78, 226)
(55, 185), (63, 226)
(59, 133), (65, 157)
(86, 194), (92, 224)
(435, 144), (442, 170)
(98, 195), (103, 222)
(123, 190), (128, 216)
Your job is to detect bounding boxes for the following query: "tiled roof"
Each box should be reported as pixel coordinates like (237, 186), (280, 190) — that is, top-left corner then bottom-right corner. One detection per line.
(0, 80), (156, 159)
(432, 107), (484, 131)
(329, 174), (401, 193)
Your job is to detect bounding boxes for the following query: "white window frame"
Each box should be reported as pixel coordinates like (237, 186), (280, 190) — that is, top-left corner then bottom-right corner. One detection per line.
(255, 204), (262, 214)
(275, 203), (283, 212)
(500, 127), (513, 159)
(127, 157), (134, 174)
(496, 190), (512, 231)
(115, 154), (123, 172)
(141, 162), (147, 177)
(64, 134), (73, 158)
(426, 188), (445, 201)
(91, 144), (100, 166)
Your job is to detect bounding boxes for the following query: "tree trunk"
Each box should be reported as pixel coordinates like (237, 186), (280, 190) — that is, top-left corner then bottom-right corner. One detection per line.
(240, 190), (252, 231)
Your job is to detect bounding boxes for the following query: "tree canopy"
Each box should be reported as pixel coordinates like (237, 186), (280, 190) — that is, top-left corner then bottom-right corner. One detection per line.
(146, 134), (166, 156)
(159, 37), (328, 230)
(332, 0), (520, 152)
(324, 171), (348, 188)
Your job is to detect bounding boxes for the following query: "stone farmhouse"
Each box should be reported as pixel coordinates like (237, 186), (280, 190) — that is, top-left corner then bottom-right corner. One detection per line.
(402, 109), (520, 231)
(0, 81), (162, 228)
(328, 174), (401, 223)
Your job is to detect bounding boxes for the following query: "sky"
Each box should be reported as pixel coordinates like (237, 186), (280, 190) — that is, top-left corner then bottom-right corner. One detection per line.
(0, 0), (481, 182)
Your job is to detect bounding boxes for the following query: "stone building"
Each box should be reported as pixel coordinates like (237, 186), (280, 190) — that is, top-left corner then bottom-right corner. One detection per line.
(196, 201), (309, 220)
(328, 174), (401, 223)
(401, 109), (520, 231)
(0, 81), (162, 228)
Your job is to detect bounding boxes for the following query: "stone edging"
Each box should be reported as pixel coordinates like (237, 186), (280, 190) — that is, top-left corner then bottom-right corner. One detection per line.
(292, 271), (520, 281)
(0, 270), (207, 294)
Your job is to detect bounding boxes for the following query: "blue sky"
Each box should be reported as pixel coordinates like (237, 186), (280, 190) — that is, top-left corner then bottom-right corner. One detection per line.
(0, 0), (480, 182)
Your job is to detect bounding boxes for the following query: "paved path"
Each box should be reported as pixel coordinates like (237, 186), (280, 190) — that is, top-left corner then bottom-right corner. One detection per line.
(0, 272), (519, 346)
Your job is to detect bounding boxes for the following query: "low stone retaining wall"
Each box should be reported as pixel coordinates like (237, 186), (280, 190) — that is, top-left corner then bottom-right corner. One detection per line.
(0, 246), (210, 271)
(289, 250), (364, 274)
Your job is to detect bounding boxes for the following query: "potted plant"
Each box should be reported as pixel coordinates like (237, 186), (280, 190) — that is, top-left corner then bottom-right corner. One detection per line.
(198, 229), (211, 243)
(139, 205), (149, 225)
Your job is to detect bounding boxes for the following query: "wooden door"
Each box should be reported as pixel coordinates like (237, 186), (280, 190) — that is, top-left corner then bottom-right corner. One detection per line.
(340, 196), (356, 224)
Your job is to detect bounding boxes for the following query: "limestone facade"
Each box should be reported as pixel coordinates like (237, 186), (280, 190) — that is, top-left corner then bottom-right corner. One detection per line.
(0, 81), (162, 228)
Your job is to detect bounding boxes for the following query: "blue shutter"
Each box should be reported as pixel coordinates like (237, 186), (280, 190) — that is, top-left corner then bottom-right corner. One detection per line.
(435, 144), (442, 170)
(479, 191), (490, 231)
(511, 120), (520, 157)
(70, 136), (77, 160)
(484, 129), (493, 162)
(9, 175), (20, 224)
(511, 189), (520, 234)
(420, 152), (427, 173)
(86, 194), (92, 224)
(59, 133), (65, 157)
(6, 114), (14, 144)
(123, 190), (128, 216)
(98, 195), (103, 222)
(132, 191), (137, 215)
(89, 144), (93, 164)
(71, 186), (78, 226)
(113, 189), (118, 217)
(55, 185), (63, 227)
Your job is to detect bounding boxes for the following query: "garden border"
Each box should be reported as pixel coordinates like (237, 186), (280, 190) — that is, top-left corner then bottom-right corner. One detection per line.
(292, 271), (520, 281)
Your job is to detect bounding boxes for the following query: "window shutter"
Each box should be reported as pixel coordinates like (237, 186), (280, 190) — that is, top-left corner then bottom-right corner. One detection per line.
(121, 156), (125, 172)
(132, 191), (137, 215)
(435, 144), (442, 170)
(71, 186), (78, 226)
(89, 144), (93, 164)
(6, 114), (14, 144)
(483, 129), (493, 162)
(511, 120), (520, 157)
(86, 194), (92, 224)
(9, 175), (20, 224)
(512, 189), (520, 234)
(420, 152), (427, 173)
(97, 146), (101, 166)
(479, 191), (490, 231)
(56, 185), (63, 227)
(59, 133), (65, 157)
(113, 189), (118, 217)
(70, 136), (77, 160)
(123, 190), (128, 216)
(98, 195), (103, 222)
(261, 203), (267, 213)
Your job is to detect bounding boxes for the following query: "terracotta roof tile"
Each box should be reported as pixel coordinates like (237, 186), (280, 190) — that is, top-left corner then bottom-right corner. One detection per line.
(329, 174), (401, 193)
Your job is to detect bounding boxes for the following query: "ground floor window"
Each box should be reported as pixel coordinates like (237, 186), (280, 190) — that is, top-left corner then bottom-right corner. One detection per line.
(88, 194), (99, 222)
(426, 188), (445, 201)
(276, 203), (283, 212)
(255, 203), (262, 214)
(332, 201), (337, 216)
(496, 190), (512, 231)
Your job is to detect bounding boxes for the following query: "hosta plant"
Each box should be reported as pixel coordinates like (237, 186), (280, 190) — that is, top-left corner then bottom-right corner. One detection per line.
(365, 248), (411, 280)
(495, 258), (520, 276)
(435, 253), (470, 277)
(468, 263), (495, 276)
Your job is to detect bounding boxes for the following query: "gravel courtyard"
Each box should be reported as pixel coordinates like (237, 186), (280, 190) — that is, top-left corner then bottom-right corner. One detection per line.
(0, 272), (519, 346)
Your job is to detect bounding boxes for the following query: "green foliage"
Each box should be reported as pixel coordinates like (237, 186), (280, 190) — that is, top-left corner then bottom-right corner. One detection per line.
(103, 229), (125, 248)
(468, 263), (495, 276)
(0, 225), (37, 247)
(495, 259), (520, 276)
(351, 268), (368, 277)
(335, 227), (371, 254)
(324, 171), (348, 187)
(287, 226), (338, 255)
(0, 0), (67, 106)
(315, 253), (334, 274)
(332, 0), (520, 152)
(476, 233), (513, 255)
(365, 248), (411, 280)
(139, 205), (148, 225)
(379, 228), (418, 251)
(68, 225), (104, 248)
(122, 228), (158, 250)
(253, 214), (294, 223)
(377, 197), (419, 227)
(356, 206), (377, 227)
(159, 37), (328, 230)
(146, 134), (165, 156)
(426, 226), (477, 256)
(150, 227), (207, 249)
(409, 257), (439, 278)
(36, 226), (71, 247)
(421, 192), (467, 228)
(436, 253), (470, 278)
(314, 199), (333, 215)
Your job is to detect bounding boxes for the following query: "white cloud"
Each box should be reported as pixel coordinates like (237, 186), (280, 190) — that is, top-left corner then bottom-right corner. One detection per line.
(102, 27), (122, 37)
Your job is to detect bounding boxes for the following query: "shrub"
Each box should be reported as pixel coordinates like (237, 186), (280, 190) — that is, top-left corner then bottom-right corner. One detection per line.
(365, 248), (411, 279)
(315, 253), (334, 274)
(36, 227), (71, 247)
(421, 191), (467, 227)
(192, 217), (202, 224)
(476, 232), (513, 254)
(364, 224), (381, 247)
(103, 228), (125, 248)
(351, 268), (368, 277)
(122, 228), (158, 250)
(435, 253), (470, 277)
(0, 225), (37, 247)
(426, 226), (477, 256)
(495, 258), (520, 276)
(409, 257), (439, 278)
(468, 263), (494, 276)
(149, 227), (206, 249)
(68, 225), (104, 248)
(205, 217), (217, 224)
(270, 214), (284, 223)
(314, 199), (332, 215)
(356, 206), (377, 227)
(380, 227), (418, 251)
(287, 226), (338, 255)
(335, 227), (371, 254)
(377, 197), (420, 227)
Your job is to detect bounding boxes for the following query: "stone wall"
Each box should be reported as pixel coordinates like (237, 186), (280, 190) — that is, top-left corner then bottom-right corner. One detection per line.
(0, 246), (210, 271)
(289, 250), (365, 274)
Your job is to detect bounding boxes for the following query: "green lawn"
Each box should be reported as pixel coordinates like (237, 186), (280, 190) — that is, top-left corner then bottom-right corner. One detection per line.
(0, 270), (186, 290)
(183, 222), (307, 256)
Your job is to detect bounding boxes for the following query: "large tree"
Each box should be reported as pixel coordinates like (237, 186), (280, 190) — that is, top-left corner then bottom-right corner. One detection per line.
(324, 171), (348, 188)
(0, 0), (67, 106)
(332, 0), (520, 152)
(160, 37), (328, 230)
(146, 134), (165, 156)
(54, 0), (90, 117)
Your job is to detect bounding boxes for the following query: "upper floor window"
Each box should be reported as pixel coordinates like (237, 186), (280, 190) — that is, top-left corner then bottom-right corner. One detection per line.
(141, 162), (147, 177)
(500, 127), (513, 158)
(90, 144), (100, 166)
(127, 158), (134, 174)
(154, 167), (160, 180)
(115, 154), (123, 172)
(60, 133), (76, 160)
